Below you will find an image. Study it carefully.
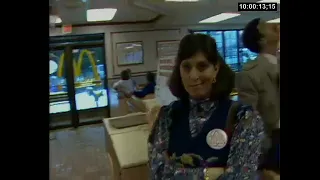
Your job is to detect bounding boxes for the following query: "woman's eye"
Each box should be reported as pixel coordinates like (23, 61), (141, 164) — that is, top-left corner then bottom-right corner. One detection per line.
(182, 64), (191, 71)
(197, 63), (208, 71)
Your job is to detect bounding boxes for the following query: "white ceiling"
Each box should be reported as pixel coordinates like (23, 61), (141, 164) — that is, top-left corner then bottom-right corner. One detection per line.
(50, 0), (280, 26)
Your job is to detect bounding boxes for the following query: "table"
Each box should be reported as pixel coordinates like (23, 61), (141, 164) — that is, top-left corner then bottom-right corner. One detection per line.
(103, 116), (150, 180)
(127, 95), (158, 112)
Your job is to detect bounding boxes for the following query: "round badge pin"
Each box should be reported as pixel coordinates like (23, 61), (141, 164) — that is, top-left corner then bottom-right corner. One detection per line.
(206, 129), (228, 150)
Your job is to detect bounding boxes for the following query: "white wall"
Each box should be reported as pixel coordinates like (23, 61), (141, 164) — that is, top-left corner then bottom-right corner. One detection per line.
(111, 29), (180, 75)
(49, 23), (245, 86)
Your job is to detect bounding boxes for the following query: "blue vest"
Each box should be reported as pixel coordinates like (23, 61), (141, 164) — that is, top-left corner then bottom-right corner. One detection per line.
(167, 99), (235, 168)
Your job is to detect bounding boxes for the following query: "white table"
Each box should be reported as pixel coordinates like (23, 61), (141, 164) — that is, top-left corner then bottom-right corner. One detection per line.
(103, 117), (150, 180)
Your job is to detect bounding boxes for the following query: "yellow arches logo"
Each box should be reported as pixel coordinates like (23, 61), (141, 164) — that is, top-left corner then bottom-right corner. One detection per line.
(57, 49), (102, 89)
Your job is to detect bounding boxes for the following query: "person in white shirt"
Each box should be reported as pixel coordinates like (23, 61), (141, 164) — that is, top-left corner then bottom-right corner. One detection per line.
(236, 18), (280, 177)
(126, 68), (137, 89)
(113, 70), (135, 96)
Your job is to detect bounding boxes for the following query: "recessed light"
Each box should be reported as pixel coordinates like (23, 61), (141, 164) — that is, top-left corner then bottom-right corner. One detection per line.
(199, 13), (241, 23)
(86, 8), (117, 22)
(267, 18), (280, 23)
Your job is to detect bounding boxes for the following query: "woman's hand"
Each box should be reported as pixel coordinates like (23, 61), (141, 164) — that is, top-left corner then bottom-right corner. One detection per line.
(262, 170), (280, 180)
(207, 168), (224, 180)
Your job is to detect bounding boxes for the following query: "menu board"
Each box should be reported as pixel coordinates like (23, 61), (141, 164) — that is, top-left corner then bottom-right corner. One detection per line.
(155, 41), (179, 106)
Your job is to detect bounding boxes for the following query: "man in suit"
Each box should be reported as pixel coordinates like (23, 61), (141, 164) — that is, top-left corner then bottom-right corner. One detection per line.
(237, 18), (280, 136)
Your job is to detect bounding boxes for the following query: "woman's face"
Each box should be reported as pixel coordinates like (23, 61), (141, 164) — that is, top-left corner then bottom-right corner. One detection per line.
(180, 52), (219, 100)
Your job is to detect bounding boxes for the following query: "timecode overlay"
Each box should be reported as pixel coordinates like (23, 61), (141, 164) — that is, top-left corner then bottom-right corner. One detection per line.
(238, 2), (278, 12)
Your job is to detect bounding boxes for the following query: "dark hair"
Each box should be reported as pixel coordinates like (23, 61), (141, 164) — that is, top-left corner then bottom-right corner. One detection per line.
(168, 34), (235, 101)
(146, 72), (155, 84)
(120, 70), (130, 80)
(126, 68), (131, 73)
(242, 18), (263, 53)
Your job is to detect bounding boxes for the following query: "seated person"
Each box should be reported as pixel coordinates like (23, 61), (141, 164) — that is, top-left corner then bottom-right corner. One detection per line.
(126, 68), (137, 89)
(132, 72), (156, 98)
(113, 70), (135, 96)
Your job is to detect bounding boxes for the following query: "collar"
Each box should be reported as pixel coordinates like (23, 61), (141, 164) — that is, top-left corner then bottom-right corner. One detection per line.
(262, 53), (278, 65)
(189, 98), (216, 111)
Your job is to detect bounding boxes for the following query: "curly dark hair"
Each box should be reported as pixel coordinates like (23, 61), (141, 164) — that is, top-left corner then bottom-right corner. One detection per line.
(146, 72), (155, 84)
(242, 18), (263, 53)
(168, 33), (235, 101)
(120, 70), (130, 80)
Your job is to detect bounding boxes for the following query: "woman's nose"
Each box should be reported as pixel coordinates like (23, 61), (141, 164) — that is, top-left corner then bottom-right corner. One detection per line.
(189, 68), (200, 80)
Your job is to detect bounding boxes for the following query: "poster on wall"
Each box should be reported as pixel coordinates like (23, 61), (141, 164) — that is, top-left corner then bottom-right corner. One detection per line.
(116, 41), (144, 66)
(155, 40), (179, 106)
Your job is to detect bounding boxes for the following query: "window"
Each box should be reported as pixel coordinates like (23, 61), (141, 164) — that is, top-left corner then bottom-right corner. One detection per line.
(49, 50), (71, 114)
(209, 31), (224, 57)
(191, 29), (259, 72)
(238, 30), (258, 65)
(72, 47), (108, 110)
(194, 31), (208, 35)
(224, 31), (239, 71)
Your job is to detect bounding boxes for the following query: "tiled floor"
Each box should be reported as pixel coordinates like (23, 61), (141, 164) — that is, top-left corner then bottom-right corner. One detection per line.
(50, 88), (134, 180)
(50, 125), (112, 180)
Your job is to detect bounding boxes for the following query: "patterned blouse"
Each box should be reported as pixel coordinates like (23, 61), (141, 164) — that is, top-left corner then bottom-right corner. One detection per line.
(148, 99), (265, 180)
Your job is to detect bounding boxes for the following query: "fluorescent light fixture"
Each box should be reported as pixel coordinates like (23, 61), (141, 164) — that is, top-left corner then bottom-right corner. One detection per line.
(86, 8), (117, 22)
(267, 18), (280, 23)
(165, 0), (198, 2)
(199, 13), (241, 23)
(50, 15), (62, 24)
(257, 0), (280, 3)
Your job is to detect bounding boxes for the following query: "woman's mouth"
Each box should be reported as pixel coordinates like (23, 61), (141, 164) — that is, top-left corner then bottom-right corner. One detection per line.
(189, 83), (204, 87)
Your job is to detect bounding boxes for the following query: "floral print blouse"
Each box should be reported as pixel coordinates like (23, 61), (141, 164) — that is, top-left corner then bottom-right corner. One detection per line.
(148, 99), (265, 180)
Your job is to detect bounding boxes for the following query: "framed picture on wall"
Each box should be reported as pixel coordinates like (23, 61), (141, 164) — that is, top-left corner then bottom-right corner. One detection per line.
(116, 41), (144, 66)
(156, 40), (180, 58)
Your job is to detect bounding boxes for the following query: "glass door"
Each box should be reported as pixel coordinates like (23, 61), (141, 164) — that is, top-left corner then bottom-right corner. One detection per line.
(71, 45), (110, 124)
(238, 30), (258, 65)
(49, 33), (110, 129)
(49, 48), (74, 129)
